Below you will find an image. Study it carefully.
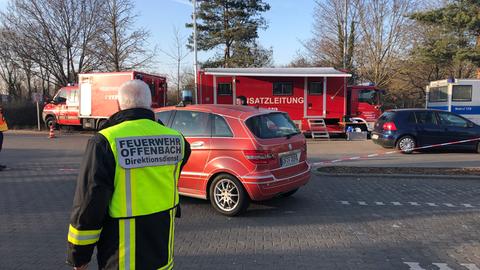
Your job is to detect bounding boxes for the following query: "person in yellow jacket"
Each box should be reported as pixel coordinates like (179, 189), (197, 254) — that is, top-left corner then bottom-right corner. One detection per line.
(66, 80), (191, 270)
(0, 106), (8, 171)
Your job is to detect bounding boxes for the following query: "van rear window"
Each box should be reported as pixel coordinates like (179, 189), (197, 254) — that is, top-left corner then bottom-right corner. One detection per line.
(246, 113), (299, 139)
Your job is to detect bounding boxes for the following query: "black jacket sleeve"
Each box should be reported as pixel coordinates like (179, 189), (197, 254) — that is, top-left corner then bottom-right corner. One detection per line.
(181, 136), (191, 172)
(66, 134), (115, 267)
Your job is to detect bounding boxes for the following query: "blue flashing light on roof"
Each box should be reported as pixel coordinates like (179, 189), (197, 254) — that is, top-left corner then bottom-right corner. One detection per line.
(447, 77), (455, 83)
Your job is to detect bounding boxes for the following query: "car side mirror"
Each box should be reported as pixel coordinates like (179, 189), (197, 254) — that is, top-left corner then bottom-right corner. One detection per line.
(467, 122), (474, 128)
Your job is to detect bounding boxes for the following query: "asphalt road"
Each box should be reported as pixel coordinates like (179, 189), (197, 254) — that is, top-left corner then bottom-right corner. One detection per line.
(0, 132), (479, 269)
(307, 139), (480, 168)
(2, 131), (480, 168)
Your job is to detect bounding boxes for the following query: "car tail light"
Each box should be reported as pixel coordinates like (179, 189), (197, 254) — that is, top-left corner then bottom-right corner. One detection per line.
(382, 122), (397, 131)
(243, 150), (275, 164)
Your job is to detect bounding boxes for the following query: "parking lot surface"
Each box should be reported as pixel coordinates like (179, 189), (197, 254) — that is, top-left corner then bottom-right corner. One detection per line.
(0, 132), (479, 269)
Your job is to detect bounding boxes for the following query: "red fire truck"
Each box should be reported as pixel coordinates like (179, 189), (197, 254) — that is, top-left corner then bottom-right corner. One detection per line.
(42, 71), (167, 130)
(196, 67), (382, 135)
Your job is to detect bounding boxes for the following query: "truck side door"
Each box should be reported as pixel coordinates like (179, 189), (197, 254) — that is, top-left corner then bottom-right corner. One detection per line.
(65, 88), (80, 125)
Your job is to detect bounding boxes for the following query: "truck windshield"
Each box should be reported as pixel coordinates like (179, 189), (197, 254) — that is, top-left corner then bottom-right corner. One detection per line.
(245, 112), (300, 139)
(358, 89), (379, 105)
(52, 89), (67, 103)
(54, 89), (67, 99)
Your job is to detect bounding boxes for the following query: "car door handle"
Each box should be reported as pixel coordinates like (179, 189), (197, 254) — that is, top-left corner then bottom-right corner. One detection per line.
(191, 141), (204, 148)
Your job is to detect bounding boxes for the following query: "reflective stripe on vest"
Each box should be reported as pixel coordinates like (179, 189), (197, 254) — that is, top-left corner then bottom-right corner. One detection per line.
(119, 218), (136, 270)
(118, 210), (175, 270)
(67, 225), (102, 246)
(99, 119), (184, 218)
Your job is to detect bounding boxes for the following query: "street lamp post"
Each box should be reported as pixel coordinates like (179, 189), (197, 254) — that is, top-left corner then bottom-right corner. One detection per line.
(193, 0), (198, 104)
(343, 0), (348, 70)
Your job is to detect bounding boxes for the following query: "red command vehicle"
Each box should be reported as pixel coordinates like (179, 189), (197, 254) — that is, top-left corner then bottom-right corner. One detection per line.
(196, 67), (383, 135)
(347, 84), (383, 131)
(42, 71), (167, 130)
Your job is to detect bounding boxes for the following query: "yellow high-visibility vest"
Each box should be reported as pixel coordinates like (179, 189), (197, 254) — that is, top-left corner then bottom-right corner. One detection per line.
(99, 119), (184, 218)
(0, 111), (8, 132)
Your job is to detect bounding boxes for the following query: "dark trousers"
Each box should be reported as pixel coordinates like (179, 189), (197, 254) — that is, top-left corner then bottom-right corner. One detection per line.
(0, 132), (3, 152)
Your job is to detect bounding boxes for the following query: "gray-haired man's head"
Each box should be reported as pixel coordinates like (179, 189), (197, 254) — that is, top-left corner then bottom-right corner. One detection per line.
(117, 80), (152, 110)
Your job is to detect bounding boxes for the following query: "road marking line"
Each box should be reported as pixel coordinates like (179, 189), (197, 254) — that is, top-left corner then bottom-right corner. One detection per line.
(403, 262), (425, 270)
(404, 262), (480, 270)
(337, 201), (478, 209)
(461, 264), (480, 270)
(59, 168), (79, 171)
(432, 263), (455, 270)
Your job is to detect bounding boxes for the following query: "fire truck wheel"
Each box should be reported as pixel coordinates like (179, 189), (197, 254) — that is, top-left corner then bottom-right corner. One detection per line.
(396, 135), (415, 154)
(209, 174), (249, 216)
(45, 116), (57, 130)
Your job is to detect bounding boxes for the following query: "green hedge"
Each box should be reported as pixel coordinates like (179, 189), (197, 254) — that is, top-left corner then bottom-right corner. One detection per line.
(2, 102), (43, 129)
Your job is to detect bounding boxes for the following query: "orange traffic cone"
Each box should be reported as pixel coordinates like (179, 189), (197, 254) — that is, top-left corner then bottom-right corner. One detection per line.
(49, 123), (56, 139)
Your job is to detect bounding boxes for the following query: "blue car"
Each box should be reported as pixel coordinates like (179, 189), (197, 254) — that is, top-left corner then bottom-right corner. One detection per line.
(371, 109), (480, 153)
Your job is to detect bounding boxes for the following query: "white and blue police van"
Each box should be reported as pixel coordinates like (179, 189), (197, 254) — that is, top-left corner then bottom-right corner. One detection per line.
(426, 78), (480, 125)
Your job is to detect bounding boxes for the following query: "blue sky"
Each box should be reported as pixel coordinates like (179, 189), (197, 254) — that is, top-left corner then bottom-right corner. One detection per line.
(0, 0), (316, 75)
(139, 0), (315, 75)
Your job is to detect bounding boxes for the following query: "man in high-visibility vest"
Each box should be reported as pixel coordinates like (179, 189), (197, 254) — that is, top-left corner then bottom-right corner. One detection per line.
(66, 80), (191, 270)
(0, 106), (8, 171)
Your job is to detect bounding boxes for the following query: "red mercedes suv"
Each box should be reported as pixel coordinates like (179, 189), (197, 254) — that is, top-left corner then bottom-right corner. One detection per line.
(154, 104), (310, 216)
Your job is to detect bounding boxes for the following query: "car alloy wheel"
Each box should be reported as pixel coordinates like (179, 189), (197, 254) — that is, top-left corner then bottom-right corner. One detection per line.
(397, 136), (415, 153)
(209, 174), (248, 216)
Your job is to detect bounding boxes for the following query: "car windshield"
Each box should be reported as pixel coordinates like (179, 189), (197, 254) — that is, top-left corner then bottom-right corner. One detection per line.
(245, 112), (299, 139)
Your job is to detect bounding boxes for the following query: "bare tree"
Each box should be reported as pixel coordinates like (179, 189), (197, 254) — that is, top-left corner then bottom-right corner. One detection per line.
(0, 29), (24, 98)
(96, 0), (155, 71)
(0, 0), (104, 86)
(160, 26), (190, 100)
(307, 0), (357, 70)
(354, 0), (417, 87)
(307, 0), (417, 87)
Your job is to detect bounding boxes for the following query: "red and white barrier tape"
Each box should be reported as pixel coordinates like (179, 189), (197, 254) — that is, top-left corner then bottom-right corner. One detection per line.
(312, 137), (480, 167)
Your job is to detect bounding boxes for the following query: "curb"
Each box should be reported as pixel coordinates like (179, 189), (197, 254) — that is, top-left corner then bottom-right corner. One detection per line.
(6, 129), (48, 134)
(6, 129), (93, 136)
(313, 170), (480, 180)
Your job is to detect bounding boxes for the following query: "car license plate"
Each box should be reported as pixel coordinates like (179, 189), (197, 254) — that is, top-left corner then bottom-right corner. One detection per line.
(371, 134), (379, 140)
(280, 152), (300, 168)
